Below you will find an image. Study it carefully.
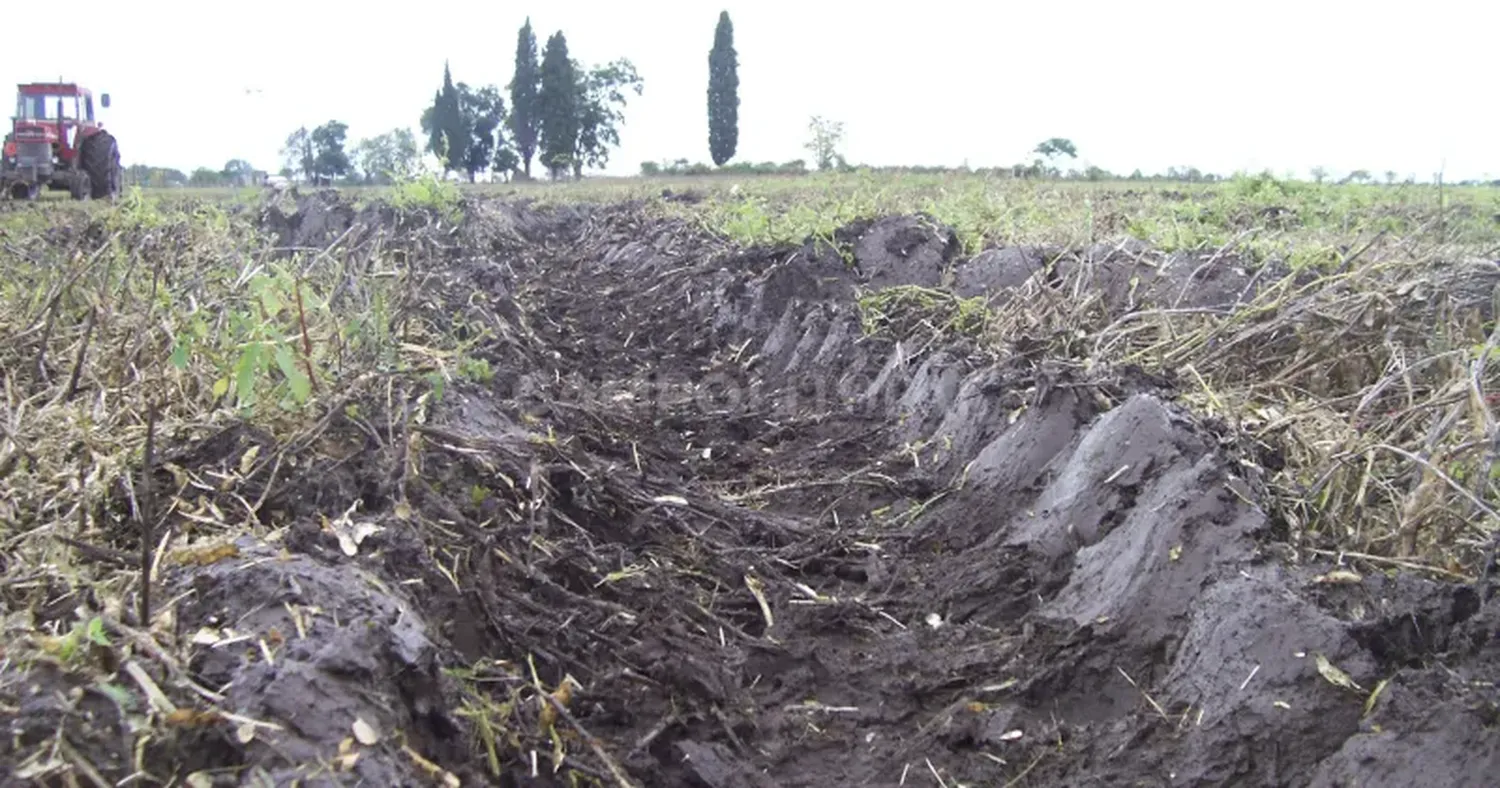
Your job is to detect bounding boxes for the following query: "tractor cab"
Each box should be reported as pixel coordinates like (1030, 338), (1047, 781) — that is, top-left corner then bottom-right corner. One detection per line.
(14, 85), (109, 122)
(1, 81), (119, 200)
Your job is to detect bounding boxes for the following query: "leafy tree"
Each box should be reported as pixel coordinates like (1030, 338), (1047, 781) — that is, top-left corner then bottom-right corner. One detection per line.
(537, 31), (579, 179)
(420, 62), (468, 175)
(1309, 166), (1328, 184)
(388, 128), (421, 179)
(458, 84), (507, 181)
(571, 58), (643, 178)
(353, 129), (420, 184)
(508, 18), (541, 178)
(310, 121), (351, 184)
(707, 11), (739, 167)
(493, 147), (520, 181)
(281, 127), (315, 182)
(804, 116), (845, 171)
(1033, 137), (1077, 172)
(221, 159), (257, 186)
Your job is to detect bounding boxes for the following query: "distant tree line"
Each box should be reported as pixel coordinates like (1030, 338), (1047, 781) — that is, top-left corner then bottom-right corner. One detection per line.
(161, 16), (649, 189)
(126, 160), (271, 189)
(132, 10), (1498, 189)
(266, 122), (420, 186)
(643, 159), (808, 177)
(417, 18), (644, 182)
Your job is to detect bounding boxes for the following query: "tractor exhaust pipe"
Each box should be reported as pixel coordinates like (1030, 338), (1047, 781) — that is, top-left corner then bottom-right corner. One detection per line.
(56, 99), (65, 169)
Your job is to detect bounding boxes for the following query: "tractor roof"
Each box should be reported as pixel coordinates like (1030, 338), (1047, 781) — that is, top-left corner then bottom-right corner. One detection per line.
(18, 83), (88, 96)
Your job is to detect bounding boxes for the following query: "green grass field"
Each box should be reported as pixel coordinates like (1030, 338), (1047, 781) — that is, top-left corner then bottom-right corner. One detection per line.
(115, 170), (1500, 253)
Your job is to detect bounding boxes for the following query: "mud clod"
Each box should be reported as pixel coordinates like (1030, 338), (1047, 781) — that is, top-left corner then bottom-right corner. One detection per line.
(852, 215), (961, 288)
(952, 246), (1046, 300)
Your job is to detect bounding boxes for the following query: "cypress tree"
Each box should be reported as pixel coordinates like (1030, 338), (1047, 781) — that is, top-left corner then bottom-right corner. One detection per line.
(438, 62), (467, 174)
(537, 31), (578, 179)
(508, 18), (541, 178)
(707, 11), (739, 167)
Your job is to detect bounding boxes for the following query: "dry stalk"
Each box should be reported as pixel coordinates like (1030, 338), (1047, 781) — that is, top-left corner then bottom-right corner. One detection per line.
(61, 306), (98, 403)
(138, 398), (158, 626)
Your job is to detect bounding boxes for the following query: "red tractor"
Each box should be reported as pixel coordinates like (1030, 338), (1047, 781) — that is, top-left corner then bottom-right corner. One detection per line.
(1, 81), (121, 201)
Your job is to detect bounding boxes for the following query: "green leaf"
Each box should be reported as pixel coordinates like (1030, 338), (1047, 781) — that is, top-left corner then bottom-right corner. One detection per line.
(234, 343), (261, 406)
(170, 340), (190, 370)
(250, 274), (283, 317)
(275, 344), (311, 403)
(94, 681), (135, 711)
(212, 377), (230, 398)
(86, 617), (110, 646)
(261, 288), (282, 317)
(58, 632), (78, 661)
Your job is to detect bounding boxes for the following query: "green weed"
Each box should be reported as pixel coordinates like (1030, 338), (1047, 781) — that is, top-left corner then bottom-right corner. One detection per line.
(386, 172), (463, 221)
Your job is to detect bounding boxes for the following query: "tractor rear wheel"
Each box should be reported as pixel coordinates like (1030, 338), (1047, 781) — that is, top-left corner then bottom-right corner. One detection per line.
(80, 131), (121, 200)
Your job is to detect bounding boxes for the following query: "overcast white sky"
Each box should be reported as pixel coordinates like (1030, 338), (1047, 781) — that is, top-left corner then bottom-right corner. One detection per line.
(3, 1), (1495, 181)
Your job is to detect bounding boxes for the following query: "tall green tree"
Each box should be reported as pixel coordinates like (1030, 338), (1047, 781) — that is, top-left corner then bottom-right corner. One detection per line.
(572, 58), (643, 178)
(537, 31), (579, 180)
(508, 18), (541, 178)
(420, 62), (469, 176)
(707, 11), (739, 167)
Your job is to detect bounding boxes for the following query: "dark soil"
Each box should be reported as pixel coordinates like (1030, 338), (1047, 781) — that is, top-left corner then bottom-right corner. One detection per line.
(4, 194), (1497, 787)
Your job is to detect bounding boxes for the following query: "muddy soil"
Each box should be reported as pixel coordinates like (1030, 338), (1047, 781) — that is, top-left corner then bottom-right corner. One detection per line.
(4, 194), (1497, 787)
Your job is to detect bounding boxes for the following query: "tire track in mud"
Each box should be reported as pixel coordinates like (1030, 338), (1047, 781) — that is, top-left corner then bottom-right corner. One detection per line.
(117, 195), (1498, 787)
(447, 201), (1500, 787)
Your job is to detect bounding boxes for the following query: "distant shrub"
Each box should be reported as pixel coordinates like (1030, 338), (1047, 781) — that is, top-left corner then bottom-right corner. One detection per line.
(633, 158), (1261, 183)
(640, 159), (809, 177)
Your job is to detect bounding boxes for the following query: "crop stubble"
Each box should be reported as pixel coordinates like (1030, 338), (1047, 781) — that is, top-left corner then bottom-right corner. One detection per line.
(0, 184), (1497, 786)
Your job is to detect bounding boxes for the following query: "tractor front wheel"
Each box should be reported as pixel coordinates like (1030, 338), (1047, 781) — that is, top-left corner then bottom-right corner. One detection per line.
(80, 131), (121, 200)
(69, 172), (91, 200)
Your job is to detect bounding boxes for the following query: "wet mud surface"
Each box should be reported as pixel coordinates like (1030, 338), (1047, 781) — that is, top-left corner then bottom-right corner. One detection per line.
(4, 193), (1496, 786)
